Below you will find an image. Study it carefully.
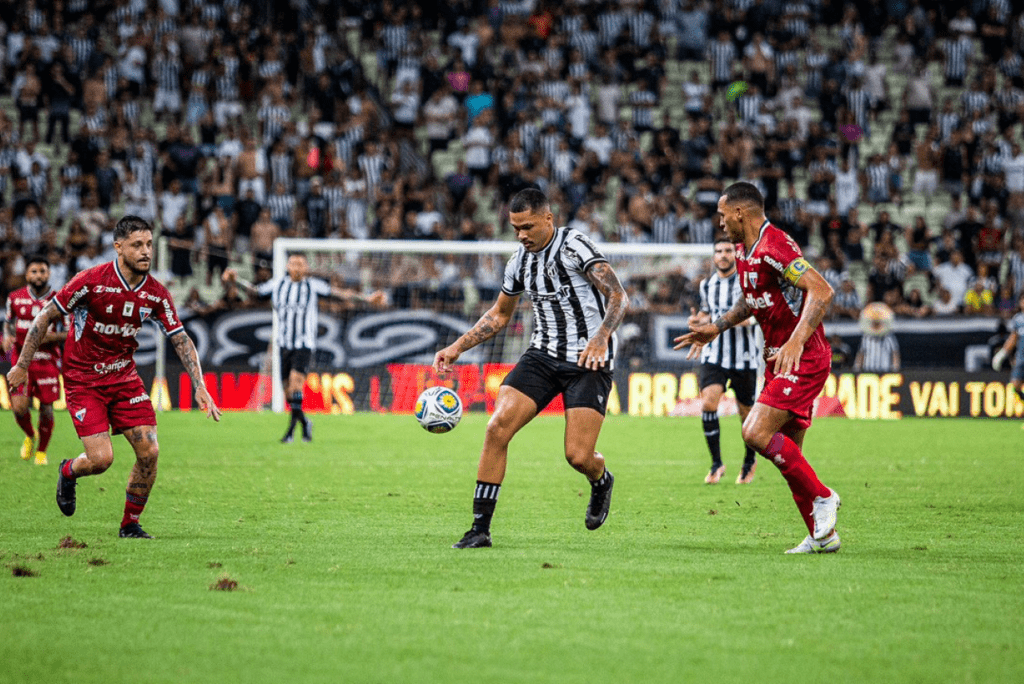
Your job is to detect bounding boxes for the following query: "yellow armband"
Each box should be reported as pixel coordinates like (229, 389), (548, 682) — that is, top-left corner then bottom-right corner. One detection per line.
(783, 258), (810, 285)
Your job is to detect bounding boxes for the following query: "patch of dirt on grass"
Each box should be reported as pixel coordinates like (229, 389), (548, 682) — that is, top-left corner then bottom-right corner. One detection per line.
(57, 536), (88, 549)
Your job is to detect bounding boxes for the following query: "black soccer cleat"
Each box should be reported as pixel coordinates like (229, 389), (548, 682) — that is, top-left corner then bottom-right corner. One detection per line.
(280, 432), (294, 444)
(56, 459), (77, 517)
(301, 419), (313, 443)
(452, 529), (492, 548)
(118, 523), (154, 539)
(585, 470), (614, 530)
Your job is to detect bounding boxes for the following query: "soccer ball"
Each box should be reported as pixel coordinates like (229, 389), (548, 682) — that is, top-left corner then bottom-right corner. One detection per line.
(415, 386), (463, 434)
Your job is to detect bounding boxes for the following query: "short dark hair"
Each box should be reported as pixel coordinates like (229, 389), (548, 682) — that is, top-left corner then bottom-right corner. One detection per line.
(286, 251), (308, 261)
(26, 253), (49, 268)
(509, 187), (549, 214)
(713, 234), (734, 246)
(722, 182), (765, 209)
(113, 215), (153, 241)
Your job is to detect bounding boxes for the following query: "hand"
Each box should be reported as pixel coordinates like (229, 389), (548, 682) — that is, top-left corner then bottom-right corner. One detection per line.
(766, 338), (804, 376)
(673, 322), (720, 360)
(195, 386), (222, 422)
(577, 335), (609, 370)
(433, 344), (461, 375)
(6, 365), (27, 389)
(222, 268), (237, 284)
(686, 306), (705, 329)
(992, 348), (1008, 371)
(366, 290), (389, 309)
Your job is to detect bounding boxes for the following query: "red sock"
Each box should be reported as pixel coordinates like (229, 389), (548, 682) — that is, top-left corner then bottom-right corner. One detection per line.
(121, 493), (148, 529)
(61, 459), (77, 479)
(37, 413), (54, 452)
(760, 432), (831, 534)
(14, 411), (34, 438)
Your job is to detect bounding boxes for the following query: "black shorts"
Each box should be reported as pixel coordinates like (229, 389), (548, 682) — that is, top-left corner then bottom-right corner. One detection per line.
(503, 347), (613, 415)
(698, 363), (757, 407)
(279, 347), (312, 381)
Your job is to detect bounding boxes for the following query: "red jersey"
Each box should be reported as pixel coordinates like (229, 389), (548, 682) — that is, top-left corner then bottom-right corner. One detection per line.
(735, 221), (830, 361)
(5, 286), (61, 363)
(53, 261), (184, 386)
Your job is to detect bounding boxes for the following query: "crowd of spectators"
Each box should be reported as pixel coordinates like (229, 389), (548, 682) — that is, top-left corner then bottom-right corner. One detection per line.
(0, 0), (1023, 331)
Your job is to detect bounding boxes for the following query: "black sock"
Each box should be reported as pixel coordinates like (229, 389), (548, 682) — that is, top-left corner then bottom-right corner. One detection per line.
(287, 392), (304, 434)
(702, 411), (722, 466)
(472, 481), (501, 534)
(590, 468), (613, 489)
(743, 445), (756, 468)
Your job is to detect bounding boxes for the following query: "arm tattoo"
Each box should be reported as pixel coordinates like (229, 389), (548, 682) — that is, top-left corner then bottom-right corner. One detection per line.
(456, 310), (506, 352)
(713, 297), (752, 333)
(16, 302), (63, 369)
(171, 332), (205, 388)
(585, 262), (628, 337)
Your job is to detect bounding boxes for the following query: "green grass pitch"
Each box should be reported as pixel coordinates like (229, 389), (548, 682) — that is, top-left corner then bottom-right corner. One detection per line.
(1, 412), (1021, 684)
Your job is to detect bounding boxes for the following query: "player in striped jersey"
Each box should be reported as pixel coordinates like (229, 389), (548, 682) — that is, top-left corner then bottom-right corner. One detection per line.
(689, 237), (761, 484)
(435, 189), (628, 549)
(992, 293), (1024, 410)
(224, 254), (386, 443)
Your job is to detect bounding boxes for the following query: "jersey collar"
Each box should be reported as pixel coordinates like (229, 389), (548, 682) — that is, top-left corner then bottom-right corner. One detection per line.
(28, 285), (52, 300)
(114, 260), (148, 292)
(748, 219), (771, 255)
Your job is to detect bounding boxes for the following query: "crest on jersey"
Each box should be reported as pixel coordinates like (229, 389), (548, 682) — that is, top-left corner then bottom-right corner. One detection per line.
(139, 306), (152, 322)
(74, 408), (86, 422)
(123, 302), (135, 317)
(748, 273), (758, 288)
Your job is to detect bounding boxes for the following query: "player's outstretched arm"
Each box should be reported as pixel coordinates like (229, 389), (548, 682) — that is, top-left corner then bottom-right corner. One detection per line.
(674, 296), (752, 359)
(433, 292), (518, 375)
(329, 286), (389, 309)
(170, 331), (222, 421)
(6, 301), (62, 388)
(580, 261), (628, 370)
(769, 261), (834, 375)
(222, 268), (259, 298)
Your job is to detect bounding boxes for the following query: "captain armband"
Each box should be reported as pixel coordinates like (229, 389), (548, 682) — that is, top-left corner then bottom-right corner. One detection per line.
(783, 258), (811, 285)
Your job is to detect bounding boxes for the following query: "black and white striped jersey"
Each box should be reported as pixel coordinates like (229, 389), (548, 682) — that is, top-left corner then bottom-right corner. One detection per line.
(858, 333), (900, 372)
(501, 227), (616, 368)
(257, 277), (332, 351)
(698, 271), (760, 370)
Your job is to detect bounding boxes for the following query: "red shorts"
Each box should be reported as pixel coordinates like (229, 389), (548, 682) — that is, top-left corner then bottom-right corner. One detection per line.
(64, 376), (156, 438)
(758, 353), (831, 432)
(10, 359), (62, 404)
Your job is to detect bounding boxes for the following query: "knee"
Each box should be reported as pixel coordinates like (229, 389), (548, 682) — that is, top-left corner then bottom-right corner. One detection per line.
(740, 422), (770, 452)
(89, 448), (115, 472)
(484, 414), (516, 446)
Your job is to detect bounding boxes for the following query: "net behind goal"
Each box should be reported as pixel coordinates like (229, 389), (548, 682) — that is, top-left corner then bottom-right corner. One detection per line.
(251, 238), (713, 413)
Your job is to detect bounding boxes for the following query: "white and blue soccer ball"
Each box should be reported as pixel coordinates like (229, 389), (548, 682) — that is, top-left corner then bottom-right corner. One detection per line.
(415, 386), (463, 434)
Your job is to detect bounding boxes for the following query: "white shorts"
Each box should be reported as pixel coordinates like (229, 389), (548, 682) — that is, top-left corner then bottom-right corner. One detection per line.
(913, 170), (938, 195)
(153, 88), (182, 113)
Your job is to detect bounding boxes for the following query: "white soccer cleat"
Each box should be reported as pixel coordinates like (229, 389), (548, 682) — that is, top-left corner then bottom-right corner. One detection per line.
(811, 488), (841, 540)
(785, 531), (841, 554)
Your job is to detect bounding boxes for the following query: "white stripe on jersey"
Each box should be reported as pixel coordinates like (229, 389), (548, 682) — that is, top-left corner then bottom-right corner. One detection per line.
(698, 271), (760, 370)
(502, 227), (616, 368)
(859, 334), (899, 372)
(257, 277), (332, 350)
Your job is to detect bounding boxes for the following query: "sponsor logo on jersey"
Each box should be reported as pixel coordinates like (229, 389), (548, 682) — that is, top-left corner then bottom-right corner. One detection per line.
(129, 393), (150, 405)
(92, 321), (141, 337)
(93, 285), (123, 294)
(37, 376), (58, 385)
(764, 255), (785, 271)
(93, 359), (132, 374)
(66, 285), (89, 309)
(778, 372), (799, 383)
(745, 292), (775, 309)
(123, 302), (135, 317)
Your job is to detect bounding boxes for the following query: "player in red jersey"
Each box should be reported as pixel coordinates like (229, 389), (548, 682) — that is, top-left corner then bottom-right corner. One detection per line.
(3, 254), (65, 465)
(676, 183), (842, 554)
(7, 216), (221, 538)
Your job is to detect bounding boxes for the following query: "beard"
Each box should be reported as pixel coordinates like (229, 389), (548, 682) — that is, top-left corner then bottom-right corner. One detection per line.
(125, 256), (151, 275)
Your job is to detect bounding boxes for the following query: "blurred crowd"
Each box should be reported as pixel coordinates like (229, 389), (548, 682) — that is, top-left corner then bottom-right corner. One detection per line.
(0, 0), (1023, 328)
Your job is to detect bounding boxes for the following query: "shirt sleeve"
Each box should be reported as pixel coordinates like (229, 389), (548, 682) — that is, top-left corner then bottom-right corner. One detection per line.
(764, 228), (806, 280)
(154, 292), (185, 337)
(563, 231), (608, 272)
(501, 252), (525, 296)
(53, 269), (93, 315)
(255, 278), (277, 299)
(310, 278), (333, 297)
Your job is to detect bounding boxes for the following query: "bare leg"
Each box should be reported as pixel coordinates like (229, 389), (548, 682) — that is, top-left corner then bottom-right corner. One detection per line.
(477, 385), (537, 483)
(563, 407), (607, 480)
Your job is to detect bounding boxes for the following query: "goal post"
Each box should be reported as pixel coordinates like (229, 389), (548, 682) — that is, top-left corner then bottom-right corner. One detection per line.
(268, 237), (714, 413)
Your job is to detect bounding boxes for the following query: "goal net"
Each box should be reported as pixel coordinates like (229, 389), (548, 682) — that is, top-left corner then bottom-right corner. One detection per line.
(251, 237), (714, 413)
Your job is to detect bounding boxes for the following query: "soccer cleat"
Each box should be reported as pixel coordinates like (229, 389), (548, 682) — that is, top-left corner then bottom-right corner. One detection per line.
(20, 435), (35, 460)
(452, 529), (492, 548)
(785, 531), (841, 554)
(118, 523), (154, 539)
(704, 464), (725, 484)
(35, 451), (48, 466)
(56, 458), (78, 517)
(736, 461), (756, 484)
(280, 432), (294, 444)
(585, 470), (614, 530)
(811, 488), (841, 541)
(301, 419), (313, 443)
